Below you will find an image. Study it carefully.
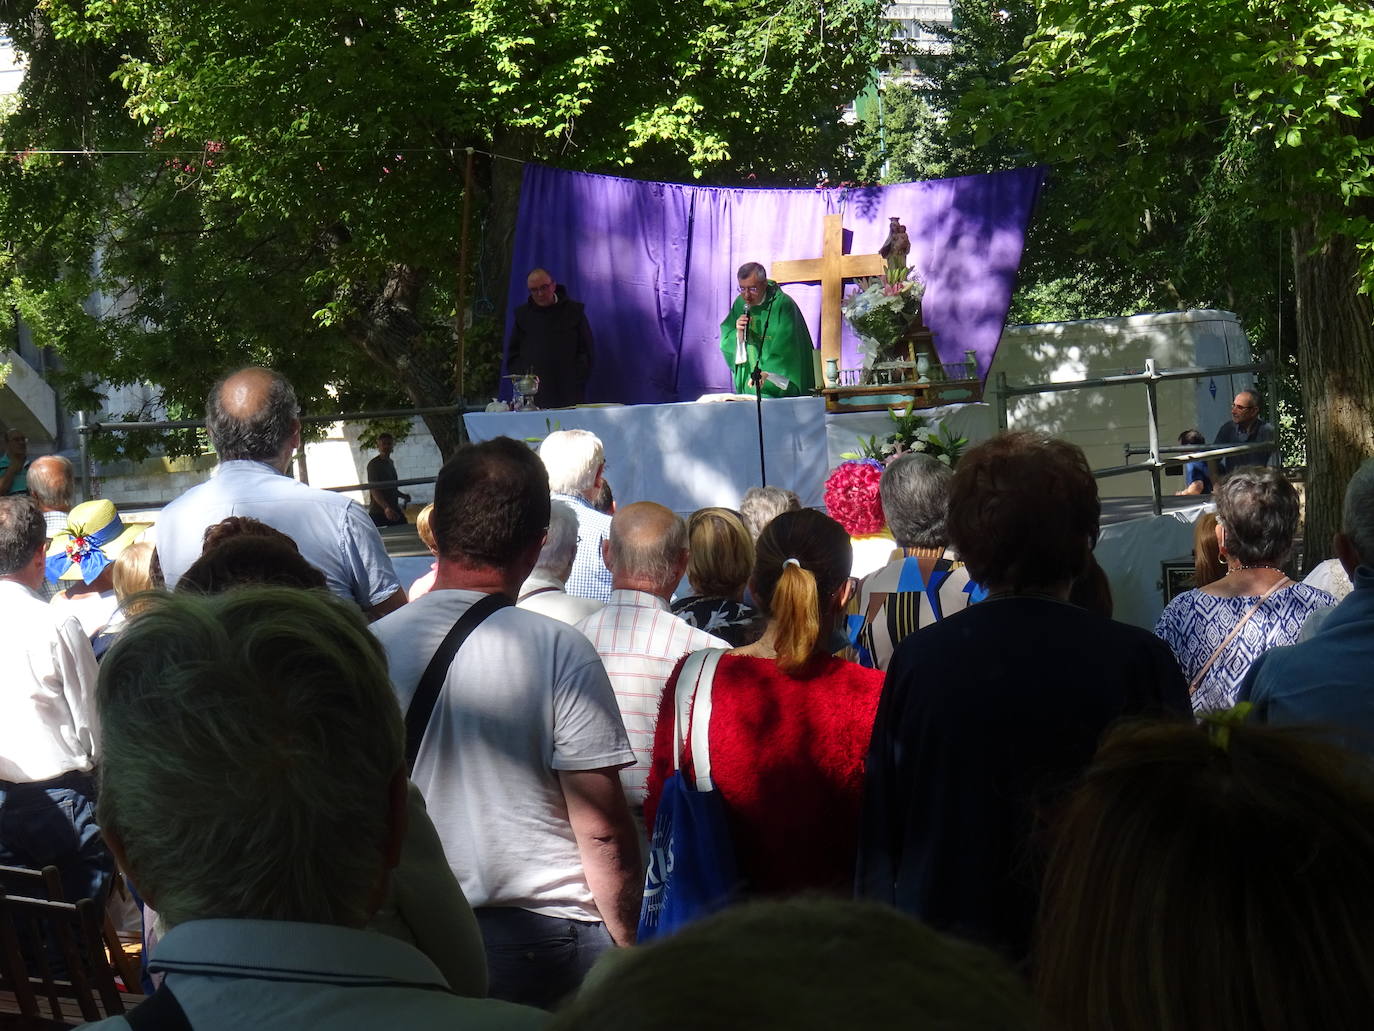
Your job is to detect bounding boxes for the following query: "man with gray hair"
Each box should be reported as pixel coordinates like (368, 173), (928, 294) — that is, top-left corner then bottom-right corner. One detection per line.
(0, 496), (107, 907)
(739, 484), (801, 541)
(576, 502), (728, 811)
(1241, 459), (1374, 753)
(718, 261), (815, 397)
(1213, 387), (1279, 475)
(155, 367), (405, 618)
(90, 588), (539, 1028)
(518, 499), (603, 625)
(539, 427), (614, 601)
(27, 454), (76, 599)
(27, 455), (75, 537)
(846, 452), (980, 670)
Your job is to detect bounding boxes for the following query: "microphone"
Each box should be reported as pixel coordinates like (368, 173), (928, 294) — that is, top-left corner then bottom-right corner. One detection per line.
(735, 303), (752, 365)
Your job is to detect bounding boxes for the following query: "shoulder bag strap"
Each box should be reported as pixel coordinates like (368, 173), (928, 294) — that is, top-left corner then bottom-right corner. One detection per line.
(1188, 577), (1291, 697)
(671, 650), (711, 772)
(682, 650), (726, 791)
(405, 593), (513, 773)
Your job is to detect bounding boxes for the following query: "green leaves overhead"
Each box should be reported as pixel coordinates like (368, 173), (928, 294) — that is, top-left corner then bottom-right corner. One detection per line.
(0, 0), (887, 457)
(981, 0), (1374, 287)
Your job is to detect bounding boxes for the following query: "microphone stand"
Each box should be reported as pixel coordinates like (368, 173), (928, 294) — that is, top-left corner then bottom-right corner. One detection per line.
(749, 297), (775, 486)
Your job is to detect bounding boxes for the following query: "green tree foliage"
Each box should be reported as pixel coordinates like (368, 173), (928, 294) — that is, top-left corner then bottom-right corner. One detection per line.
(0, 0), (888, 458)
(966, 0), (1373, 560)
(854, 0), (1286, 335)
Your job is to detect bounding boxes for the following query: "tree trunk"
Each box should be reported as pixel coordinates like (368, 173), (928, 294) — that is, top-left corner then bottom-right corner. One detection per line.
(347, 263), (468, 460)
(483, 128), (541, 334)
(1291, 217), (1374, 566)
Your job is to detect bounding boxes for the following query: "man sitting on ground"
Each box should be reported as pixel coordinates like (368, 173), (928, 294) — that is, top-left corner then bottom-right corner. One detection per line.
(576, 502), (728, 813)
(367, 433), (411, 527)
(88, 588), (541, 1028)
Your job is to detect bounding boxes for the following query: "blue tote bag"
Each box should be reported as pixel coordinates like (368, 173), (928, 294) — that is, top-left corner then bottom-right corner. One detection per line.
(638, 648), (739, 942)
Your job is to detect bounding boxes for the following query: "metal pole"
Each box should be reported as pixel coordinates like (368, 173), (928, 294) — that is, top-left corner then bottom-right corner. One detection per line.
(76, 410), (92, 502)
(454, 147), (474, 398)
(1144, 358), (1163, 516)
(996, 371), (1009, 430)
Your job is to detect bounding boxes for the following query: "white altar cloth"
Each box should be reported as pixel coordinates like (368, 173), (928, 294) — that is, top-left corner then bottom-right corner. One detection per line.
(463, 399), (998, 516)
(465, 397), (832, 514)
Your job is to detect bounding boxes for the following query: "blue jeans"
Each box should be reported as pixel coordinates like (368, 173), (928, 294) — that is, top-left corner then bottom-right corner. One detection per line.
(0, 771), (114, 905)
(474, 907), (613, 1010)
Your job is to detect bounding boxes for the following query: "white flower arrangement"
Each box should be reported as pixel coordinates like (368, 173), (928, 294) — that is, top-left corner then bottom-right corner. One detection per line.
(841, 266), (926, 380)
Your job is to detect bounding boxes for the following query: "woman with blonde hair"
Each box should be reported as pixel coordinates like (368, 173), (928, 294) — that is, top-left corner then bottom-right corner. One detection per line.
(645, 509), (885, 897)
(671, 507), (763, 646)
(407, 503), (439, 598)
(1192, 511), (1224, 588)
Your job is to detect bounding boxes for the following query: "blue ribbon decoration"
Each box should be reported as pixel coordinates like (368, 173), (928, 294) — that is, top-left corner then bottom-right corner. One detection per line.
(46, 514), (126, 584)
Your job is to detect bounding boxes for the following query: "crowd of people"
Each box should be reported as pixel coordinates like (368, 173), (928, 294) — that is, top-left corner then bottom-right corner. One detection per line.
(1, 366), (1371, 1029)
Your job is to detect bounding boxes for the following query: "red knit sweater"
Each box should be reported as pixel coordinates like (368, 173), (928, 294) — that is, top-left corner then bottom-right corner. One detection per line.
(644, 653), (885, 897)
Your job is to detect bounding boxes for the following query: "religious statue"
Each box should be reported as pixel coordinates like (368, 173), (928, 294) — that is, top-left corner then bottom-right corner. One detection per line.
(878, 217), (911, 274)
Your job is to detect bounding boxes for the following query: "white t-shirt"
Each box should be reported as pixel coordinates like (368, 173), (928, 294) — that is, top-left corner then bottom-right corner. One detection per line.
(373, 590), (634, 922)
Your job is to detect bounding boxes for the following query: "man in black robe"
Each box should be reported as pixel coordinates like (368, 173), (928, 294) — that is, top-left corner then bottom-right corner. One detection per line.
(507, 268), (595, 409)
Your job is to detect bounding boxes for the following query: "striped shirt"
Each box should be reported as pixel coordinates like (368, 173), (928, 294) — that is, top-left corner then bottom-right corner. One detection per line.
(846, 548), (984, 671)
(576, 590), (728, 807)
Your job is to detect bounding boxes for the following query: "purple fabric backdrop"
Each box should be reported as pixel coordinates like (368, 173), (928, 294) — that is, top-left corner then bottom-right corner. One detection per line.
(503, 165), (1045, 404)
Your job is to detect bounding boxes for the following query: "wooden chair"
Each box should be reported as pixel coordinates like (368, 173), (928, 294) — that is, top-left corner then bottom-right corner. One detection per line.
(0, 866), (142, 1027)
(0, 866), (141, 995)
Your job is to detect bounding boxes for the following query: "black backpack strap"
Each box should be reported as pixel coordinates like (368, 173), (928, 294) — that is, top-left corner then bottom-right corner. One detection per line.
(404, 593), (513, 774)
(123, 983), (192, 1031)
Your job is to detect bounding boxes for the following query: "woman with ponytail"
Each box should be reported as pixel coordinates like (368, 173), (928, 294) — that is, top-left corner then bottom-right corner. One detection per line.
(644, 509), (885, 897)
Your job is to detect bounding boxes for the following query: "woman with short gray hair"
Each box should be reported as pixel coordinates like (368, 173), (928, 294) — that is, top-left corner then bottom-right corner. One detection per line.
(1154, 466), (1334, 714)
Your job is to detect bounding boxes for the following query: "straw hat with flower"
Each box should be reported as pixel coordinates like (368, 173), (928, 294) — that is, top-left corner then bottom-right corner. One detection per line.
(46, 500), (152, 584)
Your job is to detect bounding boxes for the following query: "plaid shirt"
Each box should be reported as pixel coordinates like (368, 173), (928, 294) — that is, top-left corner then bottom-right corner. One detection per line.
(41, 508), (71, 600)
(552, 492), (613, 603)
(575, 590), (728, 806)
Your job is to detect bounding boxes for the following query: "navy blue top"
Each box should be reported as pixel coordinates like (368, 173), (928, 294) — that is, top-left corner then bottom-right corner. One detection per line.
(856, 597), (1190, 961)
(1184, 459), (1212, 493)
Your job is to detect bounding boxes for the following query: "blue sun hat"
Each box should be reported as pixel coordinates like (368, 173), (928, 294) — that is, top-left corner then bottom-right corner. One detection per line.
(46, 499), (152, 584)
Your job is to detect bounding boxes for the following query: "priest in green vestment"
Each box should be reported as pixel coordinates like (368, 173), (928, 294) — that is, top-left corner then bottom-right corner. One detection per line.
(718, 262), (816, 398)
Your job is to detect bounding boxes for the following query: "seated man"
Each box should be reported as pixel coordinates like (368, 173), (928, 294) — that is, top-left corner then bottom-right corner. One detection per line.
(89, 588), (540, 1028)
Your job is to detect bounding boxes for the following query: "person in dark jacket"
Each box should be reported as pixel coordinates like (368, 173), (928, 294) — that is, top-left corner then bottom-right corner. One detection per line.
(855, 432), (1190, 963)
(507, 268), (595, 409)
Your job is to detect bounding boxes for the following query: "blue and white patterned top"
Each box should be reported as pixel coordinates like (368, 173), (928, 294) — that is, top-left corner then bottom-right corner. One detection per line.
(552, 491), (613, 603)
(1154, 583), (1334, 714)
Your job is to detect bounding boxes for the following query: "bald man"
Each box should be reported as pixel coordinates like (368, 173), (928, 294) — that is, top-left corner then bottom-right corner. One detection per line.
(575, 502), (728, 811)
(28, 455), (75, 536)
(155, 368), (406, 618)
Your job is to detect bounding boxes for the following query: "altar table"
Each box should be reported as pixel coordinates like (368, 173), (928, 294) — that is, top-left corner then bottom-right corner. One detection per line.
(463, 398), (995, 515)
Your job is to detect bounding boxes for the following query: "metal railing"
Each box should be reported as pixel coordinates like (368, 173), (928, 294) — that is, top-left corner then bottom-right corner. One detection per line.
(73, 402), (481, 503)
(995, 358), (1272, 516)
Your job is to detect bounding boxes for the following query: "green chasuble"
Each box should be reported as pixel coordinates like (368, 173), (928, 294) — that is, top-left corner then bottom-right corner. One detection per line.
(718, 281), (816, 398)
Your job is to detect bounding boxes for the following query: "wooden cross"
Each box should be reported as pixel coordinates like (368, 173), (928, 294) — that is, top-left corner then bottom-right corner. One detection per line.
(771, 214), (886, 368)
